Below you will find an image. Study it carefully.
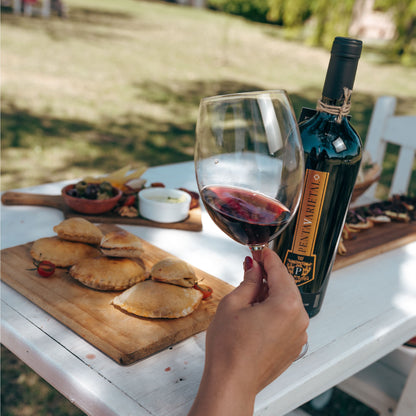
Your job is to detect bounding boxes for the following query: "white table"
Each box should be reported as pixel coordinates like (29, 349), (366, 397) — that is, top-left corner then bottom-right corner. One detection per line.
(2, 161), (416, 416)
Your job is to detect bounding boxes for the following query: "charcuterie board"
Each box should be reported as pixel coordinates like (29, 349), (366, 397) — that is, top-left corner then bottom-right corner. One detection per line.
(334, 221), (416, 270)
(0, 224), (233, 365)
(1, 191), (202, 231)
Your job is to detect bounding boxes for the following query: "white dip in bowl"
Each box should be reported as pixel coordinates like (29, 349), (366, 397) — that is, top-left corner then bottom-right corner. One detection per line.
(138, 188), (191, 223)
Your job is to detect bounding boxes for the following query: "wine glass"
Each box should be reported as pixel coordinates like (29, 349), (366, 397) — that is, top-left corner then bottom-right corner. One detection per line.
(195, 90), (307, 358)
(195, 90), (304, 264)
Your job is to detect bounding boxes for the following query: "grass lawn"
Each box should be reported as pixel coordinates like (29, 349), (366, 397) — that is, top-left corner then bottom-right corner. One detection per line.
(0, 1), (415, 415)
(1, 0), (416, 196)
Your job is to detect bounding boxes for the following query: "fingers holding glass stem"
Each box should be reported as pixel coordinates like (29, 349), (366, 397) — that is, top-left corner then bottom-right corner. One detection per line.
(249, 245), (309, 360)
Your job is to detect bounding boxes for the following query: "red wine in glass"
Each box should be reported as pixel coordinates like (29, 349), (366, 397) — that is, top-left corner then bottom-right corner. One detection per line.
(201, 185), (291, 247)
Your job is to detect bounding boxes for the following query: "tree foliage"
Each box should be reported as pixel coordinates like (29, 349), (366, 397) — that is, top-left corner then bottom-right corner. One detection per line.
(208, 0), (269, 23)
(267, 0), (356, 47)
(267, 0), (311, 26)
(210, 0), (356, 46)
(208, 0), (415, 61)
(374, 0), (416, 61)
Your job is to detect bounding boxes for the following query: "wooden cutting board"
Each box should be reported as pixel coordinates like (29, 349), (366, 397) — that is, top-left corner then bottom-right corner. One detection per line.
(334, 221), (416, 270)
(1, 191), (202, 231)
(0, 224), (233, 365)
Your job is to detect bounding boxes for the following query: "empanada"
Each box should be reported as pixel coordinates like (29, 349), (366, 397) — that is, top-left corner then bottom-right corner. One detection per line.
(150, 257), (197, 288)
(70, 257), (146, 291)
(31, 237), (100, 268)
(100, 229), (143, 258)
(112, 280), (203, 318)
(53, 217), (103, 245)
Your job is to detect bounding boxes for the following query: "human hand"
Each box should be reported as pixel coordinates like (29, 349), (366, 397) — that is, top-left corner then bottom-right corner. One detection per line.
(188, 247), (309, 416)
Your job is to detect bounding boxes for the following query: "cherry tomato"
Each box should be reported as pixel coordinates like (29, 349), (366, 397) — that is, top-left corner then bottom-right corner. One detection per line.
(405, 336), (416, 347)
(123, 194), (136, 206)
(194, 283), (213, 300)
(37, 261), (56, 277)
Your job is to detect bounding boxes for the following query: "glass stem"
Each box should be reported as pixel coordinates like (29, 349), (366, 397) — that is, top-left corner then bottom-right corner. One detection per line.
(249, 244), (269, 302)
(250, 244), (265, 265)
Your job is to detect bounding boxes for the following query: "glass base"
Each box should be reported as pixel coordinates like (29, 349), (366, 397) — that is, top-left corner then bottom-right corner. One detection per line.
(295, 341), (308, 361)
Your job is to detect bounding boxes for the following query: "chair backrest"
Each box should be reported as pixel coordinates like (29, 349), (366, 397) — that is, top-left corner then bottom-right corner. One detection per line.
(364, 96), (416, 200)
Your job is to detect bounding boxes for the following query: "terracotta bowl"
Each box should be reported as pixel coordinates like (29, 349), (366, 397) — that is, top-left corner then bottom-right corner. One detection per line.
(62, 184), (123, 215)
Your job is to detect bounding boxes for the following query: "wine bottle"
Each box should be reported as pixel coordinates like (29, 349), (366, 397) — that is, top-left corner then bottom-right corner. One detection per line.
(274, 37), (363, 317)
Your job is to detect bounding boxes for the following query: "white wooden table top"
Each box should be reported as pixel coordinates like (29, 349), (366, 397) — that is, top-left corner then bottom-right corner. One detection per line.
(2, 161), (416, 416)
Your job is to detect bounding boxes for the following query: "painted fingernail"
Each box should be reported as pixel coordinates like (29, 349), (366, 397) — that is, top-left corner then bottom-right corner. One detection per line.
(243, 256), (253, 272)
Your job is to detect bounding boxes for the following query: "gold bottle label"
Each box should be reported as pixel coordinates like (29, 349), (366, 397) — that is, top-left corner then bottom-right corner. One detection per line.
(284, 169), (329, 286)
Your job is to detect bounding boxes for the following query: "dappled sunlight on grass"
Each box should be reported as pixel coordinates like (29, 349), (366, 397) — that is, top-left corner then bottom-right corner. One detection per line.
(1, 0), (415, 194)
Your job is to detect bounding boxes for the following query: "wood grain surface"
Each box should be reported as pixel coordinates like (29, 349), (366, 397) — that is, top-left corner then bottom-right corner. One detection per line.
(1, 191), (202, 231)
(0, 225), (233, 365)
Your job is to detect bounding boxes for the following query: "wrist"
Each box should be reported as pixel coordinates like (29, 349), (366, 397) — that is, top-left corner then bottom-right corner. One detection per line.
(188, 363), (256, 416)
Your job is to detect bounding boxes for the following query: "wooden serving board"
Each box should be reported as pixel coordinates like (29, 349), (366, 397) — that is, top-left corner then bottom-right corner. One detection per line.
(333, 221), (416, 270)
(0, 225), (233, 365)
(1, 191), (202, 231)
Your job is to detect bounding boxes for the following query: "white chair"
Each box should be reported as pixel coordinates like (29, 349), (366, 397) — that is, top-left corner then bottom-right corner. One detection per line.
(354, 95), (416, 205)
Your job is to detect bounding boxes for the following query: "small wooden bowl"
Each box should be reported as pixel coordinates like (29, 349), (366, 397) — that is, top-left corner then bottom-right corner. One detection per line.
(62, 184), (123, 214)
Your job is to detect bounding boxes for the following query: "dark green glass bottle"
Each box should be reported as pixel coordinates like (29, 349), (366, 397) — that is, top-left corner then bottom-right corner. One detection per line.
(274, 37), (363, 317)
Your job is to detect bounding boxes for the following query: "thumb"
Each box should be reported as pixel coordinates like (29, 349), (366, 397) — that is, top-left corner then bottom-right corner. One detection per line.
(230, 256), (263, 305)
(262, 247), (300, 299)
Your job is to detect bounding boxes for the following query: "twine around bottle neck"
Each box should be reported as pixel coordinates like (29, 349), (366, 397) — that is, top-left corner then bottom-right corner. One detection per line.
(316, 87), (352, 123)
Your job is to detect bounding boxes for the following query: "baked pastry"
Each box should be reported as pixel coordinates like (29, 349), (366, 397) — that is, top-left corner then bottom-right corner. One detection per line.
(112, 280), (203, 318)
(30, 237), (100, 268)
(53, 217), (103, 245)
(150, 258), (197, 288)
(100, 229), (144, 258)
(70, 257), (146, 291)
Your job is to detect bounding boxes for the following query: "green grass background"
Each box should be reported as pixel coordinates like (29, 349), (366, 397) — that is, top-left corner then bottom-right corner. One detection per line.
(2, 0), (416, 195)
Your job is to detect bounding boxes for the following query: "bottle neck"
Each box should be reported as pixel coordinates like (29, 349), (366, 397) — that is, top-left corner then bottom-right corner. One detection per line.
(322, 55), (359, 102)
(320, 94), (350, 107)
(320, 37), (361, 114)
(316, 87), (353, 123)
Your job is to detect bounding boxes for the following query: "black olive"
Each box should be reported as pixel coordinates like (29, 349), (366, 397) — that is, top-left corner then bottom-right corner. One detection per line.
(85, 184), (99, 199)
(67, 188), (79, 197)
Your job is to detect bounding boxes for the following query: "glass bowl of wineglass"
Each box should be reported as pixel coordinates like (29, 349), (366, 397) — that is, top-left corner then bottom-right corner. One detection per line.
(195, 90), (304, 265)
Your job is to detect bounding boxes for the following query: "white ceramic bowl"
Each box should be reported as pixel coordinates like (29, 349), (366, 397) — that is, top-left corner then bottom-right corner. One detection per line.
(138, 188), (191, 223)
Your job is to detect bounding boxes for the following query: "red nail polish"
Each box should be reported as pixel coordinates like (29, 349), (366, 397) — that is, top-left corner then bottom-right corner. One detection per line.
(244, 256), (253, 272)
